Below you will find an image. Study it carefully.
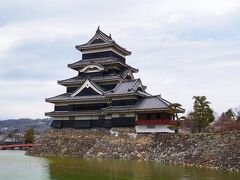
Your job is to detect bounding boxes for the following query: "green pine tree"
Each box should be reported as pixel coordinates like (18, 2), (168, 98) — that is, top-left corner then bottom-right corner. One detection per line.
(191, 96), (214, 133)
(169, 103), (182, 133)
(24, 128), (34, 144)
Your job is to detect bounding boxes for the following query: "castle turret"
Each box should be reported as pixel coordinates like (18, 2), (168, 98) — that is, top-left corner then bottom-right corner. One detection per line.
(46, 27), (184, 133)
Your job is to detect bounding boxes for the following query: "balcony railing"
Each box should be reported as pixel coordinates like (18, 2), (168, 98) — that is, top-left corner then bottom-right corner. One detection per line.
(135, 119), (177, 125)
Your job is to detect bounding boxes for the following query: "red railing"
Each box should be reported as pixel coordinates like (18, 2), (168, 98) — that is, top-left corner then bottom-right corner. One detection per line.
(0, 144), (34, 150)
(135, 119), (177, 125)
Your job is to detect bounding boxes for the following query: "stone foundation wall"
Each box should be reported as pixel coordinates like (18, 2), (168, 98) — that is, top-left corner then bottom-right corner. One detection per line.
(27, 128), (240, 171)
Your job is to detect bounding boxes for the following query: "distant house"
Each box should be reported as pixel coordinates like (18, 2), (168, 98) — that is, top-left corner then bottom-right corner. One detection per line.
(4, 137), (22, 145)
(45, 27), (185, 133)
(0, 127), (8, 132)
(0, 135), (5, 144)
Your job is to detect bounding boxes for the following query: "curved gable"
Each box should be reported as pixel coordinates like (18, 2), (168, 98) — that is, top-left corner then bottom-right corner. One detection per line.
(80, 64), (104, 73)
(90, 38), (105, 44)
(71, 79), (104, 97)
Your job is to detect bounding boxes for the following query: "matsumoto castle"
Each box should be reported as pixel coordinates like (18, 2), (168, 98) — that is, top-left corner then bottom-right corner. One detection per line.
(46, 27), (184, 133)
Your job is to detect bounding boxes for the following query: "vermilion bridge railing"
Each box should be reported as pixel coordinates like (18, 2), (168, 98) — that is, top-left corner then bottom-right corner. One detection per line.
(135, 119), (177, 125)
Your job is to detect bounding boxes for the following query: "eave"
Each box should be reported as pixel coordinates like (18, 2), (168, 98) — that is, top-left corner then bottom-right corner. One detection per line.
(46, 97), (109, 104)
(105, 92), (139, 97)
(76, 41), (131, 56)
(58, 76), (121, 86)
(68, 57), (128, 70)
(45, 92), (108, 104)
(45, 110), (103, 117)
(103, 106), (173, 113)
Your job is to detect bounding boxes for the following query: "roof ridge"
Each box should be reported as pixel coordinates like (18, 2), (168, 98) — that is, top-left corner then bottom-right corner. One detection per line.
(46, 93), (69, 101)
(106, 79), (124, 93)
(86, 78), (105, 93)
(157, 95), (171, 106)
(142, 95), (160, 98)
(122, 67), (133, 78)
(77, 28), (113, 47)
(58, 74), (124, 86)
(97, 27), (112, 41)
(75, 28), (131, 56)
(70, 79), (105, 97)
(80, 41), (112, 47)
(136, 90), (151, 97)
(58, 76), (79, 83)
(68, 57), (120, 66)
(121, 78), (139, 82)
(132, 79), (140, 90)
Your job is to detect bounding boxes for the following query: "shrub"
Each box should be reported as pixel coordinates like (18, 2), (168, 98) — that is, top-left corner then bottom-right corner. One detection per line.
(209, 114), (240, 132)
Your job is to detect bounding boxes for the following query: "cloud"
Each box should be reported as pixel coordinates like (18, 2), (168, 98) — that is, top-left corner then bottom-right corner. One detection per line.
(136, 52), (240, 116)
(0, 80), (65, 119)
(0, 0), (240, 118)
(1, 0), (240, 55)
(0, 19), (91, 55)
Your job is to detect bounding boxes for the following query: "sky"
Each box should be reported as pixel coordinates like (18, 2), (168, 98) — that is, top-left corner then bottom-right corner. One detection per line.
(0, 0), (240, 119)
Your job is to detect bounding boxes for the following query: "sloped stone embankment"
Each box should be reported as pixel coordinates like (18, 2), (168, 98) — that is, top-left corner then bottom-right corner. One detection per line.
(27, 128), (240, 171)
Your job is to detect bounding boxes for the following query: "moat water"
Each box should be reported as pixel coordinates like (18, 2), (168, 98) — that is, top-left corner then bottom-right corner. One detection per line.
(0, 150), (239, 180)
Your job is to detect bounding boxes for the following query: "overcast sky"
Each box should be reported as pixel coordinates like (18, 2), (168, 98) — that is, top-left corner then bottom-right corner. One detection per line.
(0, 0), (240, 119)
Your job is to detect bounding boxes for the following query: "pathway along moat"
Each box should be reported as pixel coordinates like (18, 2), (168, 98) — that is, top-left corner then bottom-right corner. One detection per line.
(0, 150), (239, 180)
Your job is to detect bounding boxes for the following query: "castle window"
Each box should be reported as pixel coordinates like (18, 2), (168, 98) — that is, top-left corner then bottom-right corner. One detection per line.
(69, 116), (75, 121)
(147, 124), (155, 129)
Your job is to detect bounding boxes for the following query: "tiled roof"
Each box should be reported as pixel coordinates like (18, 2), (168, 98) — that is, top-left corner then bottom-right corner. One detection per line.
(45, 110), (103, 117)
(75, 28), (131, 56)
(59, 65), (139, 86)
(135, 96), (170, 109)
(80, 27), (113, 46)
(121, 67), (138, 78)
(77, 41), (131, 56)
(58, 74), (121, 85)
(110, 80), (136, 94)
(103, 96), (171, 112)
(47, 94), (184, 115)
(68, 58), (138, 73)
(47, 79), (146, 102)
(106, 79), (143, 95)
(103, 96), (185, 113)
(69, 57), (126, 68)
(46, 93), (106, 103)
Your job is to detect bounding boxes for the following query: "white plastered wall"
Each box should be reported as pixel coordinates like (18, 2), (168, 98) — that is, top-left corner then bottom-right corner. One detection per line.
(135, 125), (175, 133)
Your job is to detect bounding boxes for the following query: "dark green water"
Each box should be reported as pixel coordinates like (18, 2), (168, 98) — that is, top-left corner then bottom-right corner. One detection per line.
(0, 150), (239, 180)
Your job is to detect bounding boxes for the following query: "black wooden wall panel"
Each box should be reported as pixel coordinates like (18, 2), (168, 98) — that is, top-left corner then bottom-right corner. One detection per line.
(73, 120), (91, 128)
(82, 51), (125, 62)
(51, 117), (135, 129)
(51, 120), (62, 128)
(112, 99), (137, 106)
(112, 117), (135, 127)
(75, 87), (100, 96)
(67, 87), (78, 93)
